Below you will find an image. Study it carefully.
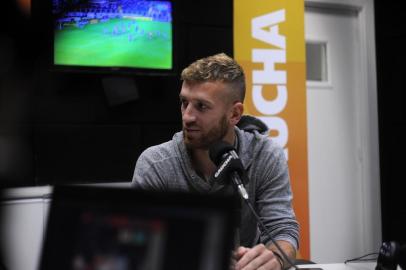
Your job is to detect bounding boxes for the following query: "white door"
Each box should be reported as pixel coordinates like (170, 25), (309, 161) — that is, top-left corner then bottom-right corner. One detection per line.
(305, 3), (380, 263)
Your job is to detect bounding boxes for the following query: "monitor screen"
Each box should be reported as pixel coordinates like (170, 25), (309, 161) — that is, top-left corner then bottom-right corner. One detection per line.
(39, 185), (238, 270)
(52, 0), (173, 72)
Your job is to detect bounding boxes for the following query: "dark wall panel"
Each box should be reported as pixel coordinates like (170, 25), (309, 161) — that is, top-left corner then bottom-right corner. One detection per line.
(0, 0), (233, 187)
(35, 125), (143, 184)
(375, 1), (406, 245)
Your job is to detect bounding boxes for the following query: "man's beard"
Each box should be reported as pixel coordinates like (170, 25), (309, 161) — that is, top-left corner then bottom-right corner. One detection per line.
(183, 115), (229, 150)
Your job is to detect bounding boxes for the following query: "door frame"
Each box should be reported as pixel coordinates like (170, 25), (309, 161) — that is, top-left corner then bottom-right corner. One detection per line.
(304, 0), (381, 256)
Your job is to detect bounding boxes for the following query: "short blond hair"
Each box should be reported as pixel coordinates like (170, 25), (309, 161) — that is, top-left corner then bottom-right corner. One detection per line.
(181, 53), (246, 102)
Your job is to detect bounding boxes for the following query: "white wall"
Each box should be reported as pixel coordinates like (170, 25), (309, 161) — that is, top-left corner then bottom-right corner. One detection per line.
(0, 187), (51, 270)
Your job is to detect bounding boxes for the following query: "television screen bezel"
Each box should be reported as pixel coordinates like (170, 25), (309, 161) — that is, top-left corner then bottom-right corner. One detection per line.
(38, 0), (178, 76)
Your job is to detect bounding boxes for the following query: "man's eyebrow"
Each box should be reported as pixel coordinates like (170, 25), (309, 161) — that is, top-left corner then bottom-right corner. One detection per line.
(179, 95), (214, 106)
(195, 98), (214, 107)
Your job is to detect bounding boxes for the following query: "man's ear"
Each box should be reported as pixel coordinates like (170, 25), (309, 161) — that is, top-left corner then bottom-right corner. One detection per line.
(230, 102), (244, 126)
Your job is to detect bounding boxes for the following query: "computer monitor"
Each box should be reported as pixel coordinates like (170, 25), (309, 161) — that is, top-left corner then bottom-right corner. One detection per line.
(38, 185), (238, 270)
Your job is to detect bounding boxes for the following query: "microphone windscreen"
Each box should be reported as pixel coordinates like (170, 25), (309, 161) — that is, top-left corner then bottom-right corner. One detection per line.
(209, 141), (235, 166)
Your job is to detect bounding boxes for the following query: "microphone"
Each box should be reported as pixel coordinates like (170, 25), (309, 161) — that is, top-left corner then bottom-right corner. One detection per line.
(209, 141), (249, 200)
(209, 140), (300, 270)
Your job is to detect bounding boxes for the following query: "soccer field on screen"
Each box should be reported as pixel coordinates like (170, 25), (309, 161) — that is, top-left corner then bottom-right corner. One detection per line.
(54, 18), (172, 69)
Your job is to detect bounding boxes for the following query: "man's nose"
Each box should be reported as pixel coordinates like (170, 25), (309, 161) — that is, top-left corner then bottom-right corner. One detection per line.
(182, 104), (196, 123)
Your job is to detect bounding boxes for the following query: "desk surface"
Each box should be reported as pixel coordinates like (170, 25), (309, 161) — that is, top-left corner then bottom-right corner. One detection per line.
(296, 262), (376, 270)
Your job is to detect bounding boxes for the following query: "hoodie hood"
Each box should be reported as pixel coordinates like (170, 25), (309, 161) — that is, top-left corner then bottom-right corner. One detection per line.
(237, 115), (268, 135)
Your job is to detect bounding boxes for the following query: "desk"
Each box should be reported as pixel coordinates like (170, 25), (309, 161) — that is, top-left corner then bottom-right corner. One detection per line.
(296, 262), (376, 270)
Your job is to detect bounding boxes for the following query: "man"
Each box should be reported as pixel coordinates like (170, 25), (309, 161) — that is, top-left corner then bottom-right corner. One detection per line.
(132, 53), (299, 270)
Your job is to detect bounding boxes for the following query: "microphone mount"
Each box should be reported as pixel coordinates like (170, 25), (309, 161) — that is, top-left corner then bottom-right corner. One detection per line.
(209, 140), (299, 270)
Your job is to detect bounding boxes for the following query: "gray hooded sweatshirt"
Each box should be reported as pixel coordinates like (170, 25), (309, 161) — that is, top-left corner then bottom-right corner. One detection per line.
(132, 117), (299, 249)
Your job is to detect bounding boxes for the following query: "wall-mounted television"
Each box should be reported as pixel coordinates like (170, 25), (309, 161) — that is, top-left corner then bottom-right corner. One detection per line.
(48, 0), (176, 75)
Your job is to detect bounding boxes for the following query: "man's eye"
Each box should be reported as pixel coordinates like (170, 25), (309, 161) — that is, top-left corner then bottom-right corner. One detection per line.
(197, 103), (208, 111)
(180, 99), (188, 108)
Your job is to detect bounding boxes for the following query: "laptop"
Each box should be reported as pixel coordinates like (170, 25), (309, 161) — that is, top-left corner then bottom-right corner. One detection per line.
(38, 185), (238, 270)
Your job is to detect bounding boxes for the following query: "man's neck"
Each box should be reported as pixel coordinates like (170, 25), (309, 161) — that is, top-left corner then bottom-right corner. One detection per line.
(190, 130), (237, 181)
(190, 149), (216, 181)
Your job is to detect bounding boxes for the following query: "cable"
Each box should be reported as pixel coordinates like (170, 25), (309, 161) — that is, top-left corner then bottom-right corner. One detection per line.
(344, 252), (378, 264)
(244, 198), (299, 270)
